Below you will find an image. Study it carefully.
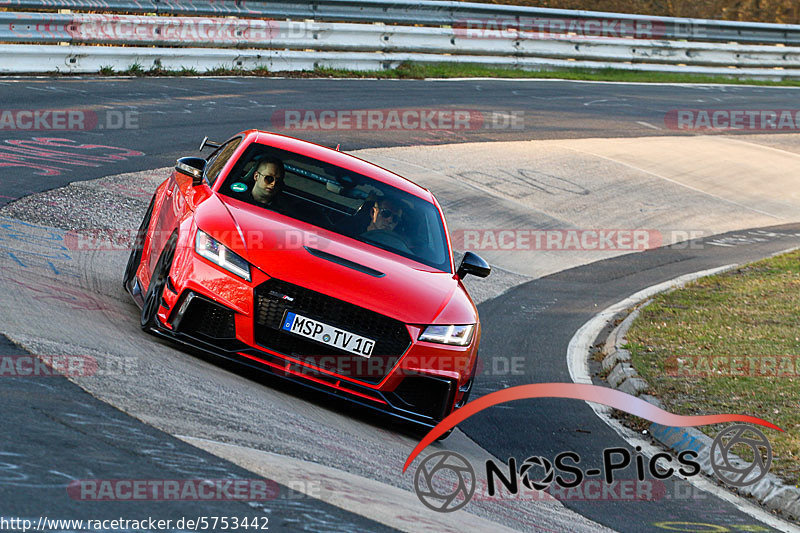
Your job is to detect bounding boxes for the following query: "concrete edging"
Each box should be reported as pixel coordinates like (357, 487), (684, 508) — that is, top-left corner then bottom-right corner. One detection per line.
(599, 280), (800, 520)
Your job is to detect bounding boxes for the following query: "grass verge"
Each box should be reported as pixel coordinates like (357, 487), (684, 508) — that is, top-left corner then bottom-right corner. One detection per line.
(83, 62), (800, 86)
(624, 249), (800, 484)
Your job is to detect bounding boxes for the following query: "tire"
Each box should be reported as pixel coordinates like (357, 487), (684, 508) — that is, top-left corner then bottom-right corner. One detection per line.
(123, 194), (156, 293)
(436, 428), (454, 441)
(140, 234), (177, 331)
(411, 425), (453, 442)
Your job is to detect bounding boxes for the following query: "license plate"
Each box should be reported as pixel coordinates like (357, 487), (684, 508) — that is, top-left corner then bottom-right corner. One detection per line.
(281, 311), (375, 358)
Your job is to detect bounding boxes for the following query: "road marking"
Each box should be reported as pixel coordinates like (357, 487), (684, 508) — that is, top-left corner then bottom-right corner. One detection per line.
(424, 78), (800, 89)
(636, 121), (662, 130)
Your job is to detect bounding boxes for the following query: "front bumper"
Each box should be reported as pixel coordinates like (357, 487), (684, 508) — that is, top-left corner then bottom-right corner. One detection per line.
(150, 293), (459, 427)
(132, 253), (476, 427)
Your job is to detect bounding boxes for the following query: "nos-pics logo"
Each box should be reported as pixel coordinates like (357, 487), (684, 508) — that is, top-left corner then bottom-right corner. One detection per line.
(413, 424), (772, 512)
(414, 451), (476, 513)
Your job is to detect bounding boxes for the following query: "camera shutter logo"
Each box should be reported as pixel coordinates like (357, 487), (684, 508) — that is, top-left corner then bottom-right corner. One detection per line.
(413, 451), (476, 512)
(519, 456), (554, 491)
(710, 424), (772, 487)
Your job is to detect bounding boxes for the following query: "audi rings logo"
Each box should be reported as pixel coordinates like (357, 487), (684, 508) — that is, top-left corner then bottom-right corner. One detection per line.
(413, 451), (476, 512)
(710, 424), (773, 487)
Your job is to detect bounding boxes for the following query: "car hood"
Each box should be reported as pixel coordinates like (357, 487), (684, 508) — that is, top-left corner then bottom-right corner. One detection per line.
(208, 197), (476, 325)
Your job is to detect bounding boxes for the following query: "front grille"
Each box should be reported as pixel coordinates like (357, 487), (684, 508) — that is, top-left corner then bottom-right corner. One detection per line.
(254, 278), (411, 383)
(391, 375), (455, 421)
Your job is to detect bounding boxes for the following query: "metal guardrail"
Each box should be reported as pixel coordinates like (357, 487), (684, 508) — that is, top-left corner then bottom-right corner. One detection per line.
(2, 5), (800, 78)
(4, 0), (800, 45)
(2, 12), (800, 72)
(4, 43), (800, 78)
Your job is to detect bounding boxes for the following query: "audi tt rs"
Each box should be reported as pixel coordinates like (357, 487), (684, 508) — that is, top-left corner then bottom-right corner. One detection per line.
(123, 130), (490, 429)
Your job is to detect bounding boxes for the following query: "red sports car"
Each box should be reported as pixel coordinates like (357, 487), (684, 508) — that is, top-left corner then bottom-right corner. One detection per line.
(124, 130), (490, 429)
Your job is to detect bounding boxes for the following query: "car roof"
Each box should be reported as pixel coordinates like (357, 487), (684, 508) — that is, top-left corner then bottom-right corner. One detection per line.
(250, 130), (434, 202)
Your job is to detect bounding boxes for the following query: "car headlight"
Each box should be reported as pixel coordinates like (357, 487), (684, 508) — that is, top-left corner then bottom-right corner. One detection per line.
(195, 230), (251, 282)
(418, 324), (475, 346)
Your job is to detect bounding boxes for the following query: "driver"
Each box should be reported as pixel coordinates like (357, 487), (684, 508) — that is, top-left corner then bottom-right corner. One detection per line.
(365, 198), (403, 233)
(251, 157), (285, 205)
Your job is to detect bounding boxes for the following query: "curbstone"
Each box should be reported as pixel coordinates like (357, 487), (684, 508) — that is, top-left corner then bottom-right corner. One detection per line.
(607, 361), (636, 388)
(639, 394), (663, 409)
(601, 348), (631, 372)
(617, 376), (648, 396)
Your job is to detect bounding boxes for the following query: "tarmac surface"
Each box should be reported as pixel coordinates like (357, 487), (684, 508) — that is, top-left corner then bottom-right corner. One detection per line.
(1, 77), (799, 532)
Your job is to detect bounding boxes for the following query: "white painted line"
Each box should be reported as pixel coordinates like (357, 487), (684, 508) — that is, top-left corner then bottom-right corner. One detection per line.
(566, 262), (800, 533)
(636, 121), (662, 130)
(423, 78), (800, 89)
(721, 136), (800, 160)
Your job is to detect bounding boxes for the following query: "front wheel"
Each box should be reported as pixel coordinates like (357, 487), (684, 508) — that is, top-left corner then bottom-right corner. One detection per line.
(140, 234), (176, 331)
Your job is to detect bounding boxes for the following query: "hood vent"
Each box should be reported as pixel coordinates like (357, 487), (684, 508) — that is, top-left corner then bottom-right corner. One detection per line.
(304, 246), (385, 278)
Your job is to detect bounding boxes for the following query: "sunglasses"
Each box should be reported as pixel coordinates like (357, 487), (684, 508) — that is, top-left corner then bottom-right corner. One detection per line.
(255, 171), (278, 185)
(377, 208), (400, 223)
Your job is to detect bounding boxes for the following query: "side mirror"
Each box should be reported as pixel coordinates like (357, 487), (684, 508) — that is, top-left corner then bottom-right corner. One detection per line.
(175, 156), (207, 186)
(457, 251), (491, 279)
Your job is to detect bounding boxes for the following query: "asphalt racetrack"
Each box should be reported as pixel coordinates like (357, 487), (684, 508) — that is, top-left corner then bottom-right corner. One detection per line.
(1, 77), (799, 533)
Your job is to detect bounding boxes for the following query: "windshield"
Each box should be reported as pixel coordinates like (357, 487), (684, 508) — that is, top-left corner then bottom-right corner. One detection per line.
(217, 143), (452, 272)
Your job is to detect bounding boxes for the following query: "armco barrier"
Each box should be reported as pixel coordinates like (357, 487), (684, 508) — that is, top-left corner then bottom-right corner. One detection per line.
(2, 4), (800, 77)
(3, 0), (800, 45)
(4, 44), (800, 79)
(2, 12), (800, 73)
